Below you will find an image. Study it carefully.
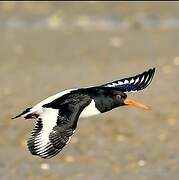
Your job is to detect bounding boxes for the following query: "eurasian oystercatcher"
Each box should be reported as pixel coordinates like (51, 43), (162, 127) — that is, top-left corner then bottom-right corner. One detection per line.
(13, 68), (155, 159)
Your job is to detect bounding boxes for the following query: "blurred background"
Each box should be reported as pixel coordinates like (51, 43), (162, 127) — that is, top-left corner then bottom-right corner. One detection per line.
(1, 1), (179, 180)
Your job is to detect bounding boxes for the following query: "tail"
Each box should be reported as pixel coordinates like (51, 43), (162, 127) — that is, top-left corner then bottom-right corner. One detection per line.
(12, 107), (32, 119)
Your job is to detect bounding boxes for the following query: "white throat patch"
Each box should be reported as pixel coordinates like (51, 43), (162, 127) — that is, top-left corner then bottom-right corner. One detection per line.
(79, 100), (100, 118)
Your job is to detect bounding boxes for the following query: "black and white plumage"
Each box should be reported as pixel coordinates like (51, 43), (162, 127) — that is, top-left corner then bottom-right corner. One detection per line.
(101, 68), (155, 92)
(13, 68), (155, 159)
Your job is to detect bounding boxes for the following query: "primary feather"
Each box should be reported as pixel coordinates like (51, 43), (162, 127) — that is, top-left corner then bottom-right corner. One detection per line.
(101, 68), (155, 92)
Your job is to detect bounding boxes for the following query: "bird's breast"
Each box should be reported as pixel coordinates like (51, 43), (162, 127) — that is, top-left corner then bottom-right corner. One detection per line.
(79, 99), (100, 118)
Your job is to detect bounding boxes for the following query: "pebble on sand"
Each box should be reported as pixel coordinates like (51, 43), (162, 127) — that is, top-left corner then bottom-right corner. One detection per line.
(40, 163), (50, 170)
(113, 163), (121, 174)
(48, 12), (64, 29)
(109, 37), (123, 48)
(162, 65), (172, 74)
(76, 15), (91, 28)
(158, 131), (168, 142)
(167, 118), (176, 126)
(173, 56), (179, 66)
(138, 160), (146, 167)
(64, 155), (75, 163)
(20, 138), (26, 148)
(116, 134), (127, 143)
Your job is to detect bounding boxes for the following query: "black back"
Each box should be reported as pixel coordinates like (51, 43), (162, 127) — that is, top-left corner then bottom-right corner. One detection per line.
(44, 87), (126, 114)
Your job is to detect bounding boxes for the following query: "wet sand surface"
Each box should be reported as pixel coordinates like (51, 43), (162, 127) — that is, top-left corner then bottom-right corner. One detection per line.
(1, 2), (179, 180)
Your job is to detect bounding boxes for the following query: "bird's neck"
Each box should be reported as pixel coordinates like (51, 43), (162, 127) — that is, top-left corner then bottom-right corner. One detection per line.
(79, 100), (100, 118)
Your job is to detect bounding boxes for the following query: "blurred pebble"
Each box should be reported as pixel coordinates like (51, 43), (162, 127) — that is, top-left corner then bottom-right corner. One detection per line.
(76, 15), (91, 28)
(20, 138), (26, 148)
(167, 118), (176, 126)
(138, 160), (146, 167)
(48, 12), (64, 29)
(71, 137), (79, 144)
(43, 175), (51, 180)
(113, 163), (121, 174)
(40, 163), (50, 170)
(116, 134), (127, 143)
(173, 56), (179, 66)
(158, 132), (167, 142)
(109, 37), (123, 48)
(162, 65), (172, 74)
(64, 155), (75, 163)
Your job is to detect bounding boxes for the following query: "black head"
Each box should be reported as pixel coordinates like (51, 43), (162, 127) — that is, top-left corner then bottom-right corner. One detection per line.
(94, 90), (127, 113)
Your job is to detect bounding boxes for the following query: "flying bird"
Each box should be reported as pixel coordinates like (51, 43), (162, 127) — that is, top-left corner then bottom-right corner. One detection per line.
(13, 68), (155, 159)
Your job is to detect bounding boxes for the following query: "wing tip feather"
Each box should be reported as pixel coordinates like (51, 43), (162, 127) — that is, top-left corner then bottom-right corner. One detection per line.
(101, 67), (156, 92)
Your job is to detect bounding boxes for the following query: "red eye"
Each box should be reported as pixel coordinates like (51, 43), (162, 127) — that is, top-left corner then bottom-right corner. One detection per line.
(116, 95), (121, 101)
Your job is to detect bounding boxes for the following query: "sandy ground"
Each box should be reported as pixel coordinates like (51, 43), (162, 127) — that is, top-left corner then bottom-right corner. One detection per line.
(1, 2), (179, 180)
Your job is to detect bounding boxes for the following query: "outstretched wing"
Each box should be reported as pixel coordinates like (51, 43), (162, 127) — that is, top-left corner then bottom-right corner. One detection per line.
(101, 68), (155, 93)
(27, 94), (91, 159)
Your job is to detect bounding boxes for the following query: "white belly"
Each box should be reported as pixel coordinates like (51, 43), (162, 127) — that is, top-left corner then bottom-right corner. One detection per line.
(79, 100), (100, 118)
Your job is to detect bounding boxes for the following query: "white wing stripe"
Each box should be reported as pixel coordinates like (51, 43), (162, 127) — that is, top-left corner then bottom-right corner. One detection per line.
(130, 78), (134, 83)
(117, 81), (124, 85)
(135, 77), (140, 84)
(105, 80), (130, 88)
(105, 75), (148, 88)
(141, 76), (145, 82)
(124, 80), (129, 84)
(66, 136), (72, 144)
(145, 74), (149, 83)
(32, 108), (59, 152)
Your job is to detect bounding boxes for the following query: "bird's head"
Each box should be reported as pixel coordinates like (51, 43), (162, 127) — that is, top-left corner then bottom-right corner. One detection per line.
(114, 91), (151, 111)
(94, 89), (151, 113)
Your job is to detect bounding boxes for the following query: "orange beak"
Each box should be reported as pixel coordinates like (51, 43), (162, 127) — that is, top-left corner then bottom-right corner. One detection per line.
(124, 98), (151, 111)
